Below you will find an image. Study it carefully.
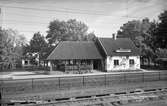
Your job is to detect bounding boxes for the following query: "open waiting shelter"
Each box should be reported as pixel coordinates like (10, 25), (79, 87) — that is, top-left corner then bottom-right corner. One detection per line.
(47, 41), (103, 73)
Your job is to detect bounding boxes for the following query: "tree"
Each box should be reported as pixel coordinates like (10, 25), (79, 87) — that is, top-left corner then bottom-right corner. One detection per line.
(23, 32), (48, 65)
(154, 10), (167, 49)
(87, 32), (97, 41)
(0, 28), (27, 70)
(0, 28), (14, 70)
(117, 20), (141, 41)
(29, 32), (48, 53)
(117, 18), (151, 46)
(143, 20), (158, 52)
(117, 18), (157, 65)
(46, 19), (94, 45)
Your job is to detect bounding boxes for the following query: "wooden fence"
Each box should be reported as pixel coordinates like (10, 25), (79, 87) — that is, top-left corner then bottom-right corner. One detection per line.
(1, 71), (167, 96)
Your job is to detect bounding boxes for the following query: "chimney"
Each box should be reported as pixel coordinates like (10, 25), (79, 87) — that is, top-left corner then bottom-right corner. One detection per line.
(112, 34), (116, 40)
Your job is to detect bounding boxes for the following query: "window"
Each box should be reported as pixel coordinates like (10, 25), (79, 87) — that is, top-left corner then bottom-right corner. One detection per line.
(115, 49), (131, 53)
(129, 59), (135, 65)
(68, 60), (73, 65)
(25, 60), (28, 65)
(114, 60), (119, 66)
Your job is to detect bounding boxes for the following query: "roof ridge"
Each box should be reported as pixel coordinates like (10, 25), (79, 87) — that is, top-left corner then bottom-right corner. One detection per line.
(47, 40), (102, 60)
(98, 37), (112, 39)
(97, 38), (108, 56)
(98, 37), (140, 56)
(47, 41), (62, 60)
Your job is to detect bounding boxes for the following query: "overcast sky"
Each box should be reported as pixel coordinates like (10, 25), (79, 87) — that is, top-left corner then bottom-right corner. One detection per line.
(0, 0), (166, 41)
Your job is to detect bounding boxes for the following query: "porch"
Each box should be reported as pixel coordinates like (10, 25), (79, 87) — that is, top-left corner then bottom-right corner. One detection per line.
(49, 59), (104, 74)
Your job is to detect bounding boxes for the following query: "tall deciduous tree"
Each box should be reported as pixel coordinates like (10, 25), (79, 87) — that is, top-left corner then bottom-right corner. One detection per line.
(24, 32), (48, 65)
(117, 20), (141, 41)
(154, 10), (167, 49)
(29, 32), (48, 53)
(117, 18), (151, 46)
(46, 19), (94, 45)
(117, 18), (157, 65)
(0, 28), (27, 70)
(87, 32), (97, 41)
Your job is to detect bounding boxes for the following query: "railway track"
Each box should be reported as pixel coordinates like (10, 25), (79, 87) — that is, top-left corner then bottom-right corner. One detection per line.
(3, 88), (167, 106)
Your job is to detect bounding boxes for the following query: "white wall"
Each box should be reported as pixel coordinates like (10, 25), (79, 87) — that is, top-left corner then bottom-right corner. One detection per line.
(22, 59), (31, 67)
(105, 56), (140, 71)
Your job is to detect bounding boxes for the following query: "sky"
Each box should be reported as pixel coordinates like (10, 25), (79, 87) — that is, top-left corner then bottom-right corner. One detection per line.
(0, 0), (166, 41)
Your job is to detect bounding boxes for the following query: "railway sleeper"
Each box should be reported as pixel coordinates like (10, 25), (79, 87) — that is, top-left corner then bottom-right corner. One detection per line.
(55, 98), (70, 101)
(144, 89), (157, 92)
(114, 92), (127, 95)
(2, 87), (167, 106)
(95, 94), (110, 97)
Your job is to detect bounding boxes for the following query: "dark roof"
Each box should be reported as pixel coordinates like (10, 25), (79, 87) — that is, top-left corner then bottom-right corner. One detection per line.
(98, 38), (140, 56)
(47, 41), (103, 60)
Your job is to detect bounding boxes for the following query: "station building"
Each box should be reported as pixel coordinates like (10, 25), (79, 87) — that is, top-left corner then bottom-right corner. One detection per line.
(47, 37), (140, 72)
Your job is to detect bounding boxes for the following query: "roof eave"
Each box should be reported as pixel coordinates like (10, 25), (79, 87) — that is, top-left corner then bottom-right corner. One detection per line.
(97, 38), (108, 56)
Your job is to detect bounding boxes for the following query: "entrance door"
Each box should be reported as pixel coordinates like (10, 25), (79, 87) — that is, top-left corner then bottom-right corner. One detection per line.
(93, 60), (101, 70)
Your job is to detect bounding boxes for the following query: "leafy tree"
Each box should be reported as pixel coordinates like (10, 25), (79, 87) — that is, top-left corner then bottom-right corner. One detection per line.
(143, 20), (158, 52)
(23, 32), (48, 65)
(154, 10), (167, 49)
(0, 28), (14, 70)
(117, 18), (157, 65)
(117, 18), (151, 46)
(87, 32), (97, 41)
(0, 28), (26, 70)
(157, 49), (167, 58)
(46, 19), (94, 45)
(29, 32), (48, 53)
(117, 20), (141, 41)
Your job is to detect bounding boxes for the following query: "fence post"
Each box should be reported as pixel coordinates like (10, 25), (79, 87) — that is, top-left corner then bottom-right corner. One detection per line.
(105, 74), (107, 87)
(159, 72), (161, 80)
(83, 76), (85, 88)
(0, 80), (3, 97)
(32, 79), (34, 92)
(142, 72), (144, 82)
(124, 73), (126, 83)
(58, 77), (61, 90)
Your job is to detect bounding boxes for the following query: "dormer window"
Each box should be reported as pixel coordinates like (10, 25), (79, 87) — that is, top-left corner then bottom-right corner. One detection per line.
(115, 48), (131, 53)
